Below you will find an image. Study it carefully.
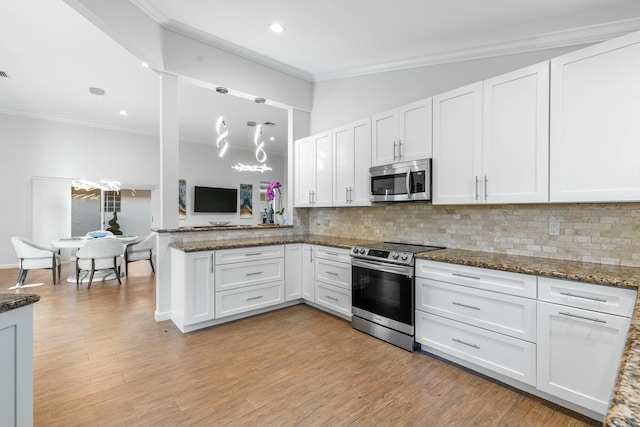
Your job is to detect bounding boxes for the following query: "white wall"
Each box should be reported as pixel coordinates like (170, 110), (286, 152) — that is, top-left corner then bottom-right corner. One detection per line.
(310, 45), (591, 133)
(0, 113), (159, 267)
(178, 141), (287, 227)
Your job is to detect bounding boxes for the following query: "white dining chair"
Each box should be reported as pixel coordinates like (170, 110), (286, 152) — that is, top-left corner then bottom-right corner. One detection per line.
(75, 238), (124, 288)
(11, 236), (61, 287)
(124, 233), (156, 276)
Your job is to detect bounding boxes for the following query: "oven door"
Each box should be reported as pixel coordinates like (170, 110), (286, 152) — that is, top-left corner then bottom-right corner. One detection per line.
(351, 258), (414, 335)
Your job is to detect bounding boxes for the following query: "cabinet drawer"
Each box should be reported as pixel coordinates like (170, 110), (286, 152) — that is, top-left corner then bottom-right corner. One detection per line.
(315, 258), (351, 290)
(416, 260), (537, 299)
(215, 259), (284, 292)
(416, 311), (536, 386)
(315, 246), (352, 263)
(538, 277), (636, 317)
(416, 278), (536, 342)
(315, 282), (352, 317)
(215, 245), (284, 265)
(215, 281), (284, 319)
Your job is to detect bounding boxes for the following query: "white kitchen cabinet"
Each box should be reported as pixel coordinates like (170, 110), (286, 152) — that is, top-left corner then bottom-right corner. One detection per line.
(333, 118), (371, 206)
(537, 301), (631, 416)
(315, 282), (352, 318)
(550, 31), (640, 202)
(433, 62), (549, 205)
(302, 244), (315, 302)
(0, 305), (34, 427)
(371, 98), (432, 167)
(170, 249), (216, 332)
(216, 281), (284, 319)
(285, 244), (302, 302)
(314, 246), (352, 318)
(294, 131), (332, 207)
(215, 258), (284, 292)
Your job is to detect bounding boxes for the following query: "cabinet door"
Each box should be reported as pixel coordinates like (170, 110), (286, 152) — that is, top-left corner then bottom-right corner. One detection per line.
(537, 301), (631, 415)
(332, 124), (354, 206)
(285, 244), (302, 301)
(550, 32), (640, 202)
(432, 82), (483, 204)
(483, 62), (549, 203)
(314, 131), (333, 206)
(352, 118), (372, 206)
(294, 137), (315, 207)
(371, 108), (398, 166)
(185, 251), (215, 325)
(398, 98), (432, 162)
(302, 244), (315, 302)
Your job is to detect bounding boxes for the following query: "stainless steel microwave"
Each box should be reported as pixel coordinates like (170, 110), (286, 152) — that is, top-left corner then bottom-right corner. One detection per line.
(370, 159), (431, 203)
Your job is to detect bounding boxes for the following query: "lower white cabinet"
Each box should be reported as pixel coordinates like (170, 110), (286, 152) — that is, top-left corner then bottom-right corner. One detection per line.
(216, 281), (284, 319)
(171, 249), (216, 331)
(302, 244), (315, 302)
(315, 282), (352, 317)
(416, 310), (536, 386)
(285, 244), (303, 301)
(314, 246), (352, 318)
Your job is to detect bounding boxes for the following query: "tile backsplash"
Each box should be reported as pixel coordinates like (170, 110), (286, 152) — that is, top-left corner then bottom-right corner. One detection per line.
(306, 202), (640, 267)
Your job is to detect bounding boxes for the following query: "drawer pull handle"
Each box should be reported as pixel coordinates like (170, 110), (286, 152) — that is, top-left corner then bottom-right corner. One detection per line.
(326, 271), (339, 276)
(246, 295), (264, 301)
(452, 338), (480, 349)
(452, 273), (481, 280)
(452, 301), (480, 310)
(559, 292), (607, 303)
(245, 252), (263, 256)
(325, 252), (339, 256)
(246, 271), (263, 276)
(558, 311), (606, 324)
(326, 295), (339, 301)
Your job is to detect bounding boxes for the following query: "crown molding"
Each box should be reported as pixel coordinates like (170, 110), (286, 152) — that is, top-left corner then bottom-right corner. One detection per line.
(128, 0), (169, 25)
(0, 108), (158, 138)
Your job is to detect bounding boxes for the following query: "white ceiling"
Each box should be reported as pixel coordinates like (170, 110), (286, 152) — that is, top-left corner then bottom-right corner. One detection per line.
(2, 0), (640, 154)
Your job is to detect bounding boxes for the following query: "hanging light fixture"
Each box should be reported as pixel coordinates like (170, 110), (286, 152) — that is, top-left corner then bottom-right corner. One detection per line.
(254, 123), (267, 163)
(215, 116), (230, 157)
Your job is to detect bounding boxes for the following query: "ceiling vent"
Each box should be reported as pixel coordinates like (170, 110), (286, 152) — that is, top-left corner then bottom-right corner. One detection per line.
(0, 71), (9, 78)
(263, 121), (276, 127)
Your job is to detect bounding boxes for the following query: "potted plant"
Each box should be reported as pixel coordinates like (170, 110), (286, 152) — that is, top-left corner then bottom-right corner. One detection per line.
(267, 182), (285, 225)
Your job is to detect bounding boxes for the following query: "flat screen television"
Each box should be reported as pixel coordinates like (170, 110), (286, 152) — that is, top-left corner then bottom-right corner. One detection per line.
(193, 186), (237, 213)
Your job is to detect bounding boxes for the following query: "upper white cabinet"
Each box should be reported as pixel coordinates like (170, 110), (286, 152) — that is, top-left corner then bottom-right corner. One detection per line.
(332, 118), (372, 206)
(294, 131), (333, 207)
(550, 32), (640, 202)
(433, 62), (550, 205)
(371, 98), (432, 167)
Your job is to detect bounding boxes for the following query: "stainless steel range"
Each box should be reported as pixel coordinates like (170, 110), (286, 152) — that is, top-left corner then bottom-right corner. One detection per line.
(350, 242), (445, 351)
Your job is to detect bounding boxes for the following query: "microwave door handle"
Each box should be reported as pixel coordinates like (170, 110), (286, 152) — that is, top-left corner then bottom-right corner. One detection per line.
(406, 171), (412, 199)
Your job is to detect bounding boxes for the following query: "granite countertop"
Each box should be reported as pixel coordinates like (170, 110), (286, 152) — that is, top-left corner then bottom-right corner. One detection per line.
(170, 234), (380, 252)
(0, 293), (40, 313)
(155, 224), (295, 233)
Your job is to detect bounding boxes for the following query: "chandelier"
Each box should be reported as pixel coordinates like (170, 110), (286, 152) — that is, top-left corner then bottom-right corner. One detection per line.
(215, 116), (230, 157)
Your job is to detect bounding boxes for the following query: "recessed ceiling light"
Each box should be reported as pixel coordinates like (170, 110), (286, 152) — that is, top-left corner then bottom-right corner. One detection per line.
(270, 137), (275, 141)
(141, 62), (149, 68)
(269, 23), (285, 33)
(119, 110), (127, 116)
(264, 121), (275, 126)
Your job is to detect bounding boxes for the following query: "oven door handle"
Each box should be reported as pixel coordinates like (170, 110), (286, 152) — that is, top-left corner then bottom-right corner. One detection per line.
(351, 258), (413, 277)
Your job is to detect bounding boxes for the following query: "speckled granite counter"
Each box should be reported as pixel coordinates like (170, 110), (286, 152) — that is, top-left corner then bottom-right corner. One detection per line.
(0, 293), (40, 313)
(415, 248), (640, 427)
(156, 224), (295, 233)
(170, 234), (379, 252)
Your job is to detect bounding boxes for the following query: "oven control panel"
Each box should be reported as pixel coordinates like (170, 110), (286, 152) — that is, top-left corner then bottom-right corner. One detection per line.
(351, 247), (413, 265)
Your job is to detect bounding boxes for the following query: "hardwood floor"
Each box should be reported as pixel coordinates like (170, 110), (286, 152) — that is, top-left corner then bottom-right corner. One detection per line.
(1, 263), (599, 427)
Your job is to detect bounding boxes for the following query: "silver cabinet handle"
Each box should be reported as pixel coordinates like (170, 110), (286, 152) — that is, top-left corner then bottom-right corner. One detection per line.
(309, 247), (314, 263)
(346, 187), (349, 203)
(245, 252), (262, 256)
(246, 295), (263, 301)
(349, 187), (353, 203)
(559, 311), (606, 324)
(326, 295), (338, 301)
(312, 191), (316, 204)
(452, 272), (481, 280)
(398, 139), (403, 159)
(393, 141), (398, 161)
(452, 301), (480, 310)
(475, 176), (479, 201)
(559, 292), (607, 303)
(326, 271), (339, 276)
(484, 175), (488, 201)
(452, 338), (480, 349)
(308, 191), (312, 204)
(325, 251), (339, 256)
(246, 271), (263, 276)
(211, 254), (214, 273)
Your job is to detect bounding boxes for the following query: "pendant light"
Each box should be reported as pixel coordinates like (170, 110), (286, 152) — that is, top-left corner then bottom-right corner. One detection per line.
(215, 116), (230, 157)
(254, 123), (267, 163)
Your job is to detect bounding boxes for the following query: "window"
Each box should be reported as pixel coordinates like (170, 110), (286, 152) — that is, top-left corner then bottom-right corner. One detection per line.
(104, 191), (121, 213)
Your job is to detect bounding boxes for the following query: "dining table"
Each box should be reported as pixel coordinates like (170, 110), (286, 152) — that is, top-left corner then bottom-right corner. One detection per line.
(50, 235), (139, 283)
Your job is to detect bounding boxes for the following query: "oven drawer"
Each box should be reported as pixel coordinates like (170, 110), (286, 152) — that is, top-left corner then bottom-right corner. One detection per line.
(416, 278), (536, 342)
(315, 246), (352, 263)
(215, 245), (284, 265)
(215, 281), (284, 319)
(416, 260), (537, 299)
(315, 258), (351, 290)
(315, 282), (352, 317)
(215, 258), (284, 292)
(416, 311), (536, 386)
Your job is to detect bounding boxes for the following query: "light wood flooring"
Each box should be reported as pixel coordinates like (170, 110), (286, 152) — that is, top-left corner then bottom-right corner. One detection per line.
(1, 263), (600, 427)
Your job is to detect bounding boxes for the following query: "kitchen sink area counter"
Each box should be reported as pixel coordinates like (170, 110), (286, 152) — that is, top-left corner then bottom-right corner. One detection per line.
(415, 248), (640, 427)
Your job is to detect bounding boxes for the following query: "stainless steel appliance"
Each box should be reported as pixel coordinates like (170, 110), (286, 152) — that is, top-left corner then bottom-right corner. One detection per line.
(350, 242), (445, 351)
(370, 159), (431, 203)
